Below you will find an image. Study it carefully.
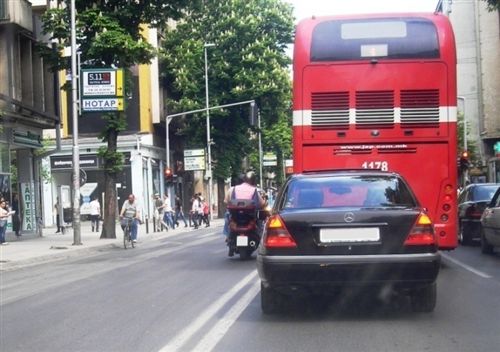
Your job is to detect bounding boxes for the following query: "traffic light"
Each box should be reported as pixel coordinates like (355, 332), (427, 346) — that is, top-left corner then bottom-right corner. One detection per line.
(164, 167), (174, 184)
(249, 102), (258, 126)
(459, 151), (470, 171)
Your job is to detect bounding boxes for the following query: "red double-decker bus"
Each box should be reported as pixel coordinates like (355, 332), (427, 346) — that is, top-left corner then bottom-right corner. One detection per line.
(293, 13), (458, 249)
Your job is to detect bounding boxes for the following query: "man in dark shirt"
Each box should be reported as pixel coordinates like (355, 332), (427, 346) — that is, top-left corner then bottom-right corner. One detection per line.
(174, 196), (188, 228)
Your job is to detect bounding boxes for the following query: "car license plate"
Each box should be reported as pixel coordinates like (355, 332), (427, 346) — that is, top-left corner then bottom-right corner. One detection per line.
(319, 227), (380, 243)
(236, 236), (249, 247)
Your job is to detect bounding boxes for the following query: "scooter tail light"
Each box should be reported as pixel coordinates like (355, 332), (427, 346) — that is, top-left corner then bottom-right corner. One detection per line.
(264, 215), (297, 248)
(404, 213), (437, 246)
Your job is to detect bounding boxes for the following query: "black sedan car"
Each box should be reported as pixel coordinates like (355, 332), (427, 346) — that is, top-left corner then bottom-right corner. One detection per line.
(257, 170), (440, 314)
(479, 187), (500, 254)
(458, 183), (500, 245)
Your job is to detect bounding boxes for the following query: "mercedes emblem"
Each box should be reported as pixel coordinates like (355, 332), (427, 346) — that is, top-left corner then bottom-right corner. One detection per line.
(344, 212), (355, 223)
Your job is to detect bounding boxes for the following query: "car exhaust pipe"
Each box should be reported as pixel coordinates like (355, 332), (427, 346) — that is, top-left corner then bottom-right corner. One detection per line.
(249, 240), (256, 247)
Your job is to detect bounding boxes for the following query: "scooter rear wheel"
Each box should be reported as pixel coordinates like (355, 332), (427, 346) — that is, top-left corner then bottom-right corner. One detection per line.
(239, 247), (251, 260)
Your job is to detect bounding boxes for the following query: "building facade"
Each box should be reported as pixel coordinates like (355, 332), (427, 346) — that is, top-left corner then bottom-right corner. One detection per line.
(449, 1), (500, 181)
(0, 0), (59, 233)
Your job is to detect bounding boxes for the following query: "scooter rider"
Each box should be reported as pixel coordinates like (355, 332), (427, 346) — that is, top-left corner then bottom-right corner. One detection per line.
(231, 171), (266, 208)
(225, 171), (266, 256)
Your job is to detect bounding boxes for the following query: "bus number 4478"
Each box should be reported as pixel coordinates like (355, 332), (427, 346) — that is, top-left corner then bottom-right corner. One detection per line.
(362, 161), (389, 171)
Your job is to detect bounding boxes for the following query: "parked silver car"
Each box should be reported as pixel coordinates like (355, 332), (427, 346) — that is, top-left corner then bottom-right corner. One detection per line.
(480, 187), (500, 254)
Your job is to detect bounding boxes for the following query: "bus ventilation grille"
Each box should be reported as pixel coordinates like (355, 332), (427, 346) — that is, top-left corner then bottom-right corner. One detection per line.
(400, 90), (440, 127)
(311, 91), (349, 129)
(355, 91), (394, 128)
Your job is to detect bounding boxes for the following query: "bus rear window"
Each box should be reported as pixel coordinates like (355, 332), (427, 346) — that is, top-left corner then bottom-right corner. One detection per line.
(311, 18), (439, 61)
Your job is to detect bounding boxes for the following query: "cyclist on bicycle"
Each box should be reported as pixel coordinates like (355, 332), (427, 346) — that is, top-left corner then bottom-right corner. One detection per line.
(120, 194), (141, 243)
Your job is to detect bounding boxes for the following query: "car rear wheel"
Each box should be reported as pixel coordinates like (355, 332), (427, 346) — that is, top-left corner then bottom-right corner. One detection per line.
(410, 282), (436, 313)
(480, 229), (494, 255)
(261, 283), (282, 314)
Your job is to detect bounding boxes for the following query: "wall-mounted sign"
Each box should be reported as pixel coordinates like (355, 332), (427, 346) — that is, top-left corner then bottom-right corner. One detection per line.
(51, 155), (99, 170)
(82, 97), (124, 112)
(81, 68), (125, 113)
(12, 130), (43, 148)
(82, 69), (124, 97)
(21, 182), (35, 231)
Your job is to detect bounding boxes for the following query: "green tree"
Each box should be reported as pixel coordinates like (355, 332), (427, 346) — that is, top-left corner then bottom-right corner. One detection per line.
(483, 0), (499, 11)
(161, 0), (294, 199)
(39, 0), (193, 238)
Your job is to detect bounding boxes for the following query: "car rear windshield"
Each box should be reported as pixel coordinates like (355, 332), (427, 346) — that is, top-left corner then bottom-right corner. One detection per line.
(282, 175), (417, 209)
(310, 17), (439, 61)
(473, 185), (499, 201)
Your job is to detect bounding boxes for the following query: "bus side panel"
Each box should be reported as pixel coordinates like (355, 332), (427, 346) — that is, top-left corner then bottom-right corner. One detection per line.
(301, 142), (457, 249)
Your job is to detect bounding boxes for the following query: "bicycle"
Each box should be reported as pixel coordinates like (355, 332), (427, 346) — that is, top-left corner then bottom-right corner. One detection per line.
(122, 217), (135, 249)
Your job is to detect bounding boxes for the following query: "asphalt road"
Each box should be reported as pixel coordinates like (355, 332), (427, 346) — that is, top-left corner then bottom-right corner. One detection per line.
(1, 225), (500, 352)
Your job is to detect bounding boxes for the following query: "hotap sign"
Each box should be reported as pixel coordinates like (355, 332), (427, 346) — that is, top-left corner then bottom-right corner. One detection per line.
(81, 68), (124, 112)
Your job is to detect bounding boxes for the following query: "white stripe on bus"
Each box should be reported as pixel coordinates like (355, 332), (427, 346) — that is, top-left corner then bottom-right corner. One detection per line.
(293, 107), (457, 126)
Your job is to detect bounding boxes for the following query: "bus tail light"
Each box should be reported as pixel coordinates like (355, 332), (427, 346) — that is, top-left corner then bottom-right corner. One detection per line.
(438, 183), (454, 223)
(404, 213), (436, 246)
(264, 215), (297, 248)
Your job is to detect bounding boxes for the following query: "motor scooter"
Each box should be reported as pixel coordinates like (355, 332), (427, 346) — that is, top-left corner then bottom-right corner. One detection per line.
(227, 199), (262, 259)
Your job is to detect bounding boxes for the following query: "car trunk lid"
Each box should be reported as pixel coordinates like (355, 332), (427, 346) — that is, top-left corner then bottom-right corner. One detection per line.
(279, 207), (421, 255)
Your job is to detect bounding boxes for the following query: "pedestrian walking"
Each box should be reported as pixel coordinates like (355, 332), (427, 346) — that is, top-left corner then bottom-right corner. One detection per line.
(0, 199), (11, 245)
(153, 193), (164, 231)
(11, 193), (21, 237)
(162, 194), (174, 230)
(89, 196), (101, 232)
(174, 196), (188, 228)
(54, 197), (62, 233)
(202, 198), (210, 227)
(190, 194), (201, 229)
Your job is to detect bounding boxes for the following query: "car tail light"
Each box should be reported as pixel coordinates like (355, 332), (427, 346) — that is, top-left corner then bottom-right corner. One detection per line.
(404, 213), (436, 246)
(465, 206), (483, 219)
(264, 215), (297, 248)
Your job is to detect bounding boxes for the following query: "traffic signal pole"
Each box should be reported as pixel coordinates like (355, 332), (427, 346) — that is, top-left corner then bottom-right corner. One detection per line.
(165, 99), (256, 216)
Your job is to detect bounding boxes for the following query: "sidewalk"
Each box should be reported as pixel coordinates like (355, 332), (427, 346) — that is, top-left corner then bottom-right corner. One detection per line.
(0, 219), (223, 272)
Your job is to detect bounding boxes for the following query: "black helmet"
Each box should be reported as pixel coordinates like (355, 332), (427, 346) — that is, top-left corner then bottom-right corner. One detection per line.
(244, 171), (257, 186)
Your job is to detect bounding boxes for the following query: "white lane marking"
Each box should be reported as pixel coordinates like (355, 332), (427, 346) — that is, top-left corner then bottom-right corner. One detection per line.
(441, 252), (492, 279)
(199, 231), (220, 238)
(192, 280), (260, 352)
(158, 270), (258, 352)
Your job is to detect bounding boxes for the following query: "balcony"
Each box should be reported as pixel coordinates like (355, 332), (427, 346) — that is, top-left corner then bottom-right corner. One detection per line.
(0, 0), (33, 32)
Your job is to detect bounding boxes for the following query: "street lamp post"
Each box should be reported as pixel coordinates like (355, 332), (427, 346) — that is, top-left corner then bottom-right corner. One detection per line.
(70, 0), (81, 245)
(458, 96), (467, 152)
(457, 96), (468, 187)
(204, 43), (215, 220)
